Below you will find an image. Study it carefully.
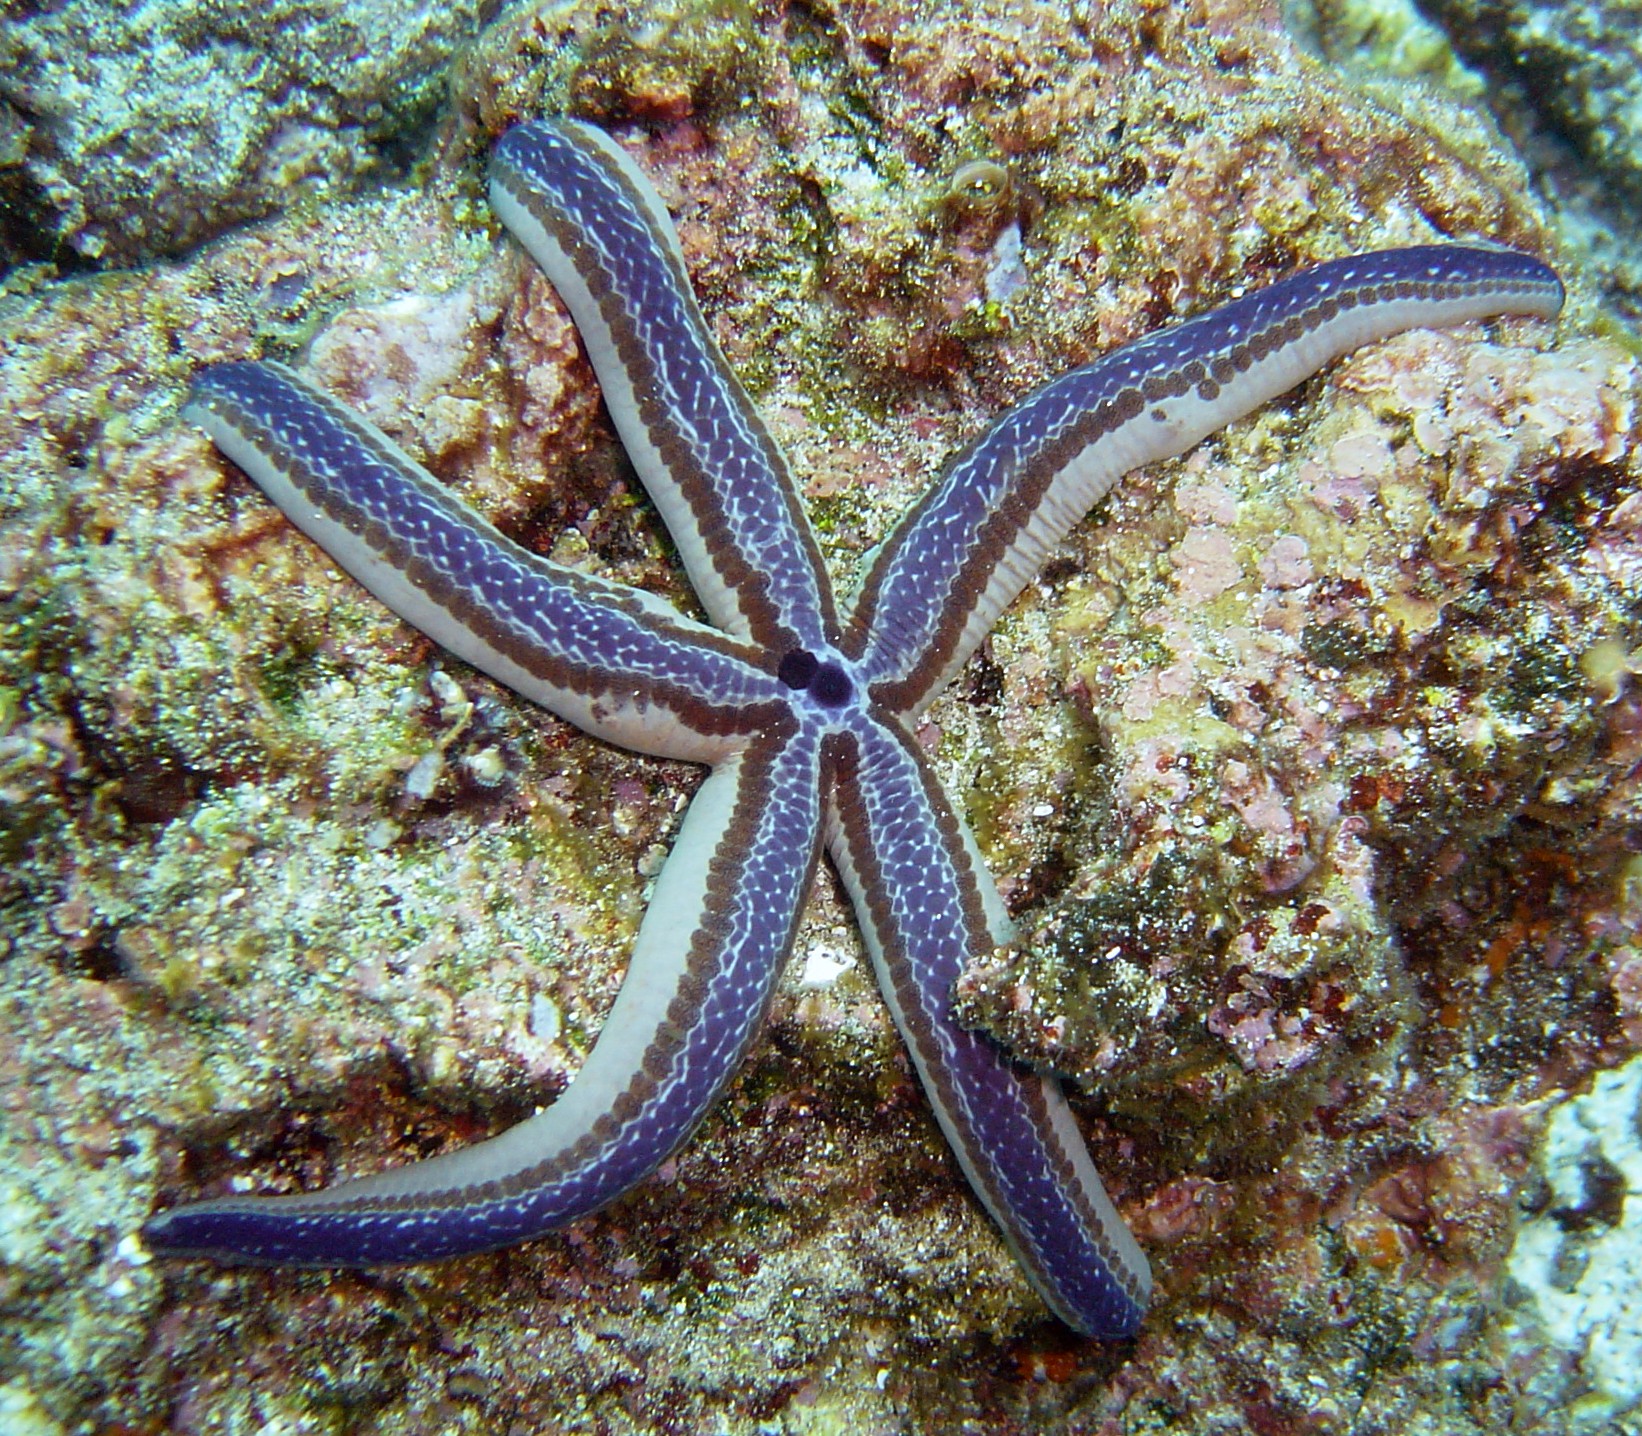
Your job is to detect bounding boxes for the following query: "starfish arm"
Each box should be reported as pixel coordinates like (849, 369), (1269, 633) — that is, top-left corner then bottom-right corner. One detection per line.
(847, 244), (1564, 713)
(827, 714), (1152, 1337)
(490, 119), (838, 654)
(187, 360), (787, 763)
(143, 723), (825, 1264)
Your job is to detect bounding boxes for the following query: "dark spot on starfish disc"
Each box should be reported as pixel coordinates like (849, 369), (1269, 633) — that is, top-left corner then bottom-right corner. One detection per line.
(777, 648), (852, 706)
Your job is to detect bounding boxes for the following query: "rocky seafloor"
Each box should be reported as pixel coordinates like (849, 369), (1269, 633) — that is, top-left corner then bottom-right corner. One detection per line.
(2, 0), (1640, 1432)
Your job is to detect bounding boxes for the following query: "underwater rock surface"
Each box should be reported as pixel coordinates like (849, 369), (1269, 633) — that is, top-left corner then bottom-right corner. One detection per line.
(0, 0), (486, 267)
(2, 0), (1640, 1430)
(1416, 0), (1642, 216)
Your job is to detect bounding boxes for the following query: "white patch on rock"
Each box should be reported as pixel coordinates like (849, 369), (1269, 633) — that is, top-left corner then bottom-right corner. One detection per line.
(799, 944), (857, 989)
(1508, 1054), (1642, 1428)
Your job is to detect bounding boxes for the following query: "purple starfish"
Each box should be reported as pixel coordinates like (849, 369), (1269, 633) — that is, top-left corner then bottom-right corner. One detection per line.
(144, 118), (1563, 1337)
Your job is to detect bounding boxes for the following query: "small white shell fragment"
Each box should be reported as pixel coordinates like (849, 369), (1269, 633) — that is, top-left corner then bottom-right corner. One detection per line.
(799, 945), (857, 989)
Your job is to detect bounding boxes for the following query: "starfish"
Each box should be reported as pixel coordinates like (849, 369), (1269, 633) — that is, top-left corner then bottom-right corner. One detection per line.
(143, 118), (1563, 1337)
